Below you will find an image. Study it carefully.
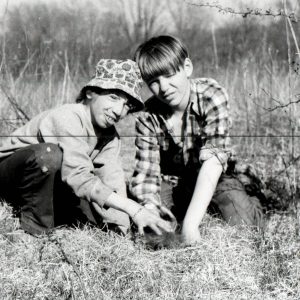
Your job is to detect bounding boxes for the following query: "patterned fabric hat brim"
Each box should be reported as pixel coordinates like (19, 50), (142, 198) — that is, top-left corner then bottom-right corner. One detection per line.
(82, 78), (144, 112)
(78, 59), (144, 112)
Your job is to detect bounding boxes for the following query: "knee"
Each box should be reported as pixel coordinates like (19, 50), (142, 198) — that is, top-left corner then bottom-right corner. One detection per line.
(212, 176), (264, 227)
(216, 176), (244, 193)
(32, 143), (63, 173)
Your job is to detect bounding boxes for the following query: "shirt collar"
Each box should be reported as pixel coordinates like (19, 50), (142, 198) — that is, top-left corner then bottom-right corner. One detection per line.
(189, 80), (201, 116)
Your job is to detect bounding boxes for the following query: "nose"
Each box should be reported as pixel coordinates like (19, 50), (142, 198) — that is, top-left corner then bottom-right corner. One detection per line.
(112, 100), (126, 118)
(159, 78), (169, 94)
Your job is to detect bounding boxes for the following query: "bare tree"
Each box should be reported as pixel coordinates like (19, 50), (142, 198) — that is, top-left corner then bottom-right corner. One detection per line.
(117, 0), (168, 45)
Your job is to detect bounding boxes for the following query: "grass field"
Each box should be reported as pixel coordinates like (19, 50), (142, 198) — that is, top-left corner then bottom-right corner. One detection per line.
(0, 56), (300, 298)
(0, 202), (299, 299)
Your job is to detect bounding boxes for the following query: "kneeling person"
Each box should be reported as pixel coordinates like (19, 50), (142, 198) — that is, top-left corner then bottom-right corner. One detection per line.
(0, 59), (173, 236)
(130, 36), (263, 245)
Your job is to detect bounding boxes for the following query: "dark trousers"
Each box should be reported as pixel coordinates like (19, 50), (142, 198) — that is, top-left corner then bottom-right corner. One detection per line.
(160, 174), (263, 228)
(0, 143), (105, 235)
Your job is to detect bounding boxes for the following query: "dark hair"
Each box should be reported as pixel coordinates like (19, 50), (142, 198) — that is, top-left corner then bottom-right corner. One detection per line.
(75, 86), (138, 113)
(134, 35), (189, 83)
(75, 86), (103, 103)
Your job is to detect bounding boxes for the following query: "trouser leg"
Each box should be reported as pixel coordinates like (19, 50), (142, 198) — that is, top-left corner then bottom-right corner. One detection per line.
(0, 143), (104, 234)
(52, 178), (102, 228)
(212, 175), (264, 227)
(160, 174), (263, 228)
(0, 143), (63, 234)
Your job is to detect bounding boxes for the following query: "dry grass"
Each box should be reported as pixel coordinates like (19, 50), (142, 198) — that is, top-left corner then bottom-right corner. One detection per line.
(0, 44), (300, 299)
(0, 202), (299, 299)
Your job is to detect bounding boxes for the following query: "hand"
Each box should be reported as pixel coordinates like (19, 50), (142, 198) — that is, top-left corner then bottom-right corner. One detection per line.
(159, 205), (176, 221)
(132, 206), (174, 236)
(145, 204), (177, 232)
(158, 205), (177, 231)
(181, 223), (201, 245)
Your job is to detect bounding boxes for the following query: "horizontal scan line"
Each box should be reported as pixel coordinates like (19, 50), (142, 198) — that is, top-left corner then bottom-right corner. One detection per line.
(0, 135), (299, 138)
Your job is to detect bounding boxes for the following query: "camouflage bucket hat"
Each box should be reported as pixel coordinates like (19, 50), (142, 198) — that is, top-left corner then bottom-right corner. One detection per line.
(79, 59), (144, 112)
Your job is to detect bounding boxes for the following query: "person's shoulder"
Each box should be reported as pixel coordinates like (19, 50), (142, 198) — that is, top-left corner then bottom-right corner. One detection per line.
(191, 78), (229, 115)
(41, 104), (92, 133)
(47, 103), (86, 119)
(192, 78), (226, 97)
(134, 96), (162, 129)
(51, 103), (83, 113)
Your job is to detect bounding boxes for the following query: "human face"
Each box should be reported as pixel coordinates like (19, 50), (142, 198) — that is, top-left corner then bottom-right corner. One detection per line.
(146, 58), (193, 111)
(87, 89), (133, 129)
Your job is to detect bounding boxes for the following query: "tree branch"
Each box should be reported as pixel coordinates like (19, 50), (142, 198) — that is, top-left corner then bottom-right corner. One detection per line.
(0, 84), (30, 123)
(184, 1), (298, 22)
(249, 89), (300, 113)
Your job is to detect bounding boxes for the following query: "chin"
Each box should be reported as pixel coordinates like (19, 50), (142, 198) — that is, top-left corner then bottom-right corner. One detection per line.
(170, 100), (181, 107)
(95, 121), (108, 129)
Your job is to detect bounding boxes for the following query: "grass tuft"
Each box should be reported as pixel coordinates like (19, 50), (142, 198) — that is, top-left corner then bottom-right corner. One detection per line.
(0, 202), (299, 299)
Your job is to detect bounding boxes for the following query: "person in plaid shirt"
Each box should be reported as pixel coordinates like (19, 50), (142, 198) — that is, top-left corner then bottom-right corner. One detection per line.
(129, 35), (263, 245)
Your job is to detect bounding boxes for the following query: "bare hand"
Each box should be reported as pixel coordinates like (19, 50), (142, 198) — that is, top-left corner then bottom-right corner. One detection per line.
(159, 206), (177, 231)
(146, 205), (177, 232)
(159, 205), (176, 221)
(133, 207), (174, 236)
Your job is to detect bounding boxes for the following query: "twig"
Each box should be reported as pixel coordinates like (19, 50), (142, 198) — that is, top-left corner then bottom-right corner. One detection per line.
(249, 90), (300, 114)
(184, 1), (298, 22)
(286, 6), (300, 55)
(276, 155), (300, 176)
(266, 99), (300, 111)
(48, 234), (89, 300)
(0, 0), (10, 72)
(263, 97), (300, 112)
(0, 84), (30, 123)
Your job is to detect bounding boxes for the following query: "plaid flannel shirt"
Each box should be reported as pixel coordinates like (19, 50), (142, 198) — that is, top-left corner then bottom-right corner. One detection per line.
(129, 78), (231, 208)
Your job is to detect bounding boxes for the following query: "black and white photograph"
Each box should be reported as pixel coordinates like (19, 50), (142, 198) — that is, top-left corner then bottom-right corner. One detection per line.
(0, 0), (299, 299)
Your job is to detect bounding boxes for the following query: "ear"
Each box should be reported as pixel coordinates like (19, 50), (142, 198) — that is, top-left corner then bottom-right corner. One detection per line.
(183, 58), (193, 78)
(85, 89), (93, 100)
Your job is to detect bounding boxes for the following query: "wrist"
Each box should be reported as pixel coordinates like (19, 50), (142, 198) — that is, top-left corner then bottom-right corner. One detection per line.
(131, 206), (144, 222)
(144, 203), (160, 215)
(105, 192), (141, 217)
(144, 203), (157, 210)
(182, 217), (200, 232)
(124, 199), (143, 218)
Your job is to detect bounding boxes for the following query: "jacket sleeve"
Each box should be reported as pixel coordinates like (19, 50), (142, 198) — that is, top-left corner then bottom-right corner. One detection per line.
(92, 134), (127, 197)
(39, 109), (113, 206)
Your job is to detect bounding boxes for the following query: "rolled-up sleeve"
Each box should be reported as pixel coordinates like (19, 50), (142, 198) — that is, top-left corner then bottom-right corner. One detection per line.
(198, 80), (231, 171)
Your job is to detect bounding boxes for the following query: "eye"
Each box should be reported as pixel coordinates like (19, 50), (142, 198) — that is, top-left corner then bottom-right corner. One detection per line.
(109, 94), (119, 101)
(125, 102), (135, 111)
(148, 80), (158, 89)
(165, 72), (175, 78)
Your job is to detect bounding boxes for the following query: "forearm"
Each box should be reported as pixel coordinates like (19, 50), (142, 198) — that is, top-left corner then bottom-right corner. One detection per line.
(91, 190), (173, 235)
(183, 156), (223, 229)
(91, 189), (141, 218)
